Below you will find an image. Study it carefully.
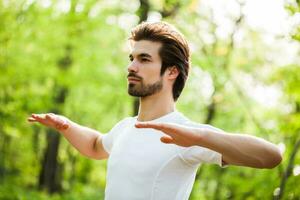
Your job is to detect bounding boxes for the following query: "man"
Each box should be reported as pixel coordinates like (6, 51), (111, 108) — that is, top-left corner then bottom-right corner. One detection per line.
(28, 22), (282, 200)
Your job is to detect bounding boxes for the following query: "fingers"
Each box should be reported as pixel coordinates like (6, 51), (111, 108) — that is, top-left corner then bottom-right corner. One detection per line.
(47, 114), (69, 130)
(27, 117), (37, 122)
(31, 113), (49, 121)
(28, 113), (69, 130)
(61, 123), (69, 130)
(135, 122), (175, 144)
(135, 122), (170, 131)
(135, 122), (183, 135)
(29, 113), (55, 122)
(135, 122), (159, 129)
(160, 136), (174, 144)
(55, 119), (68, 130)
(28, 114), (45, 122)
(45, 113), (57, 122)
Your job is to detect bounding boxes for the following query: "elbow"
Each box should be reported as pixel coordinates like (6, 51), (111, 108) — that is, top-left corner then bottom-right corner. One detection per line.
(263, 149), (283, 169)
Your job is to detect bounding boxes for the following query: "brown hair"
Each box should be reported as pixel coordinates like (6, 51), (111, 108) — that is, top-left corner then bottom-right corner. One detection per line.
(130, 21), (190, 101)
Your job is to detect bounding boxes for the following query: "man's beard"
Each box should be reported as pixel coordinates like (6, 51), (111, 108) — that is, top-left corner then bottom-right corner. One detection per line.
(128, 78), (163, 97)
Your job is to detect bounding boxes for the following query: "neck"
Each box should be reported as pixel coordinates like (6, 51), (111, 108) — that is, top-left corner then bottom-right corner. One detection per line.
(137, 90), (175, 122)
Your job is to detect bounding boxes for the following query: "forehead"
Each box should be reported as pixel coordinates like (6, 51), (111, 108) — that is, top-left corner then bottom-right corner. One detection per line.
(130, 40), (162, 58)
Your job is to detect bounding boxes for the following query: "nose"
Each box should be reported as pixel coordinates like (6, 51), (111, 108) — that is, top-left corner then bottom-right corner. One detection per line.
(127, 60), (139, 73)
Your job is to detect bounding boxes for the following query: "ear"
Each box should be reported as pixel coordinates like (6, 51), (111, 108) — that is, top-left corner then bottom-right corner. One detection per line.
(167, 66), (179, 80)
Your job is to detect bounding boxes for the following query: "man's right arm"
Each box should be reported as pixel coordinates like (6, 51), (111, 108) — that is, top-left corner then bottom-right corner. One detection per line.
(28, 113), (109, 160)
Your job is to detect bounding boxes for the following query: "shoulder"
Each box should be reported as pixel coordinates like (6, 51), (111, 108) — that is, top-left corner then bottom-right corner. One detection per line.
(118, 116), (134, 124)
(112, 117), (134, 129)
(175, 112), (223, 132)
(186, 121), (223, 132)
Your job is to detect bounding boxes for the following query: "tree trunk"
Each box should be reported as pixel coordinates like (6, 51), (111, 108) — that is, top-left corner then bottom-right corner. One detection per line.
(38, 46), (72, 193)
(132, 0), (150, 116)
(38, 129), (62, 193)
(275, 136), (300, 200)
(0, 133), (10, 181)
(137, 0), (150, 23)
(67, 146), (77, 187)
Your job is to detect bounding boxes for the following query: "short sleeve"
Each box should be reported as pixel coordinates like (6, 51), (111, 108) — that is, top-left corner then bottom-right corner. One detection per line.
(179, 146), (223, 166)
(178, 122), (225, 167)
(102, 117), (132, 154)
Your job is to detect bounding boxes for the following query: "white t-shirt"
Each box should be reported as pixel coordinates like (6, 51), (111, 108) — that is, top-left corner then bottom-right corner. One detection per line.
(102, 111), (223, 200)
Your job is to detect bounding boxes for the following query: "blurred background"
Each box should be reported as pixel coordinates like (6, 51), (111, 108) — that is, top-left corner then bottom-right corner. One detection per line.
(0, 0), (299, 199)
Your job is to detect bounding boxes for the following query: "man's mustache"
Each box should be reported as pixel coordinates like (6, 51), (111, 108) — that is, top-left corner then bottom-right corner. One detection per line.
(127, 73), (142, 80)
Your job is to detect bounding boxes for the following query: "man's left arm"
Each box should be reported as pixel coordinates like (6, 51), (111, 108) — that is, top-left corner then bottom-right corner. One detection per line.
(135, 122), (282, 169)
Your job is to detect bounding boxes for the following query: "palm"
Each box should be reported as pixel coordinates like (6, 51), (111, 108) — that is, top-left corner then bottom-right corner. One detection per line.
(28, 113), (69, 130)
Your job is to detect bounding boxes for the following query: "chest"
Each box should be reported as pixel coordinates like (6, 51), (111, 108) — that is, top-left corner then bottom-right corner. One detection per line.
(108, 126), (178, 173)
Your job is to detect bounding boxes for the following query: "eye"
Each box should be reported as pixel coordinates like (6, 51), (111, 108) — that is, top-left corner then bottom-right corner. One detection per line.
(141, 58), (150, 62)
(129, 57), (133, 61)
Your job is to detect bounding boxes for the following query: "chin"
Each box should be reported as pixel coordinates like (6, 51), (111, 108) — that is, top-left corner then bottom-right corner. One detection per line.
(128, 83), (136, 88)
(128, 89), (145, 97)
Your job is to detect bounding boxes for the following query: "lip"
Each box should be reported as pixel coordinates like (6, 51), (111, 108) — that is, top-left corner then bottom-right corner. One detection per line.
(127, 77), (141, 83)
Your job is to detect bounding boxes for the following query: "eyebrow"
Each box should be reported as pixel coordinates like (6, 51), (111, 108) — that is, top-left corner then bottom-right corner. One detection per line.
(129, 53), (152, 59)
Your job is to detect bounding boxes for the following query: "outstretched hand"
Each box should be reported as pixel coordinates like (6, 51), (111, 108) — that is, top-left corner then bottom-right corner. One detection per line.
(27, 113), (70, 131)
(135, 122), (204, 147)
